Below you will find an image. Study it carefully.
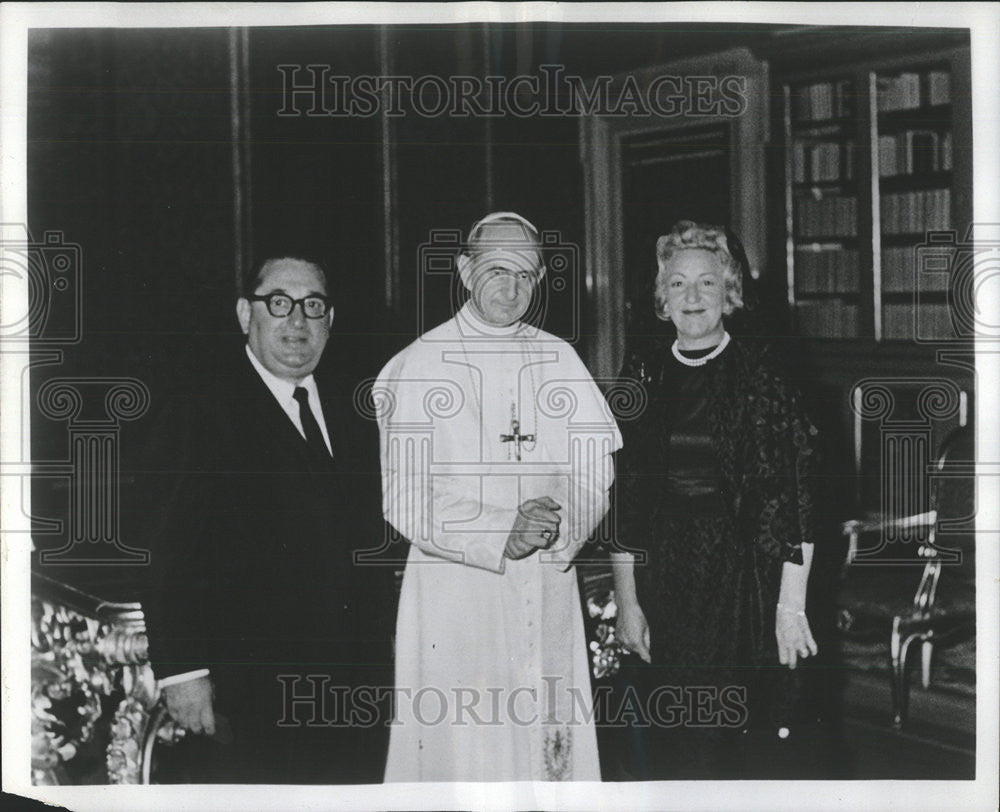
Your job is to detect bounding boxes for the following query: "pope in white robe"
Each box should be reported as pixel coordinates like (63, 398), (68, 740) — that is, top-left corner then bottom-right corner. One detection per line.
(374, 213), (622, 782)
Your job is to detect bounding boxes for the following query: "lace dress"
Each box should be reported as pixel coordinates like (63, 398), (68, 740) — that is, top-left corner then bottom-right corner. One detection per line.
(613, 339), (818, 779)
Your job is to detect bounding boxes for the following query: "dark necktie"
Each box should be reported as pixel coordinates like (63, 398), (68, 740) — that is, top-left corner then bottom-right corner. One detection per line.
(293, 386), (331, 459)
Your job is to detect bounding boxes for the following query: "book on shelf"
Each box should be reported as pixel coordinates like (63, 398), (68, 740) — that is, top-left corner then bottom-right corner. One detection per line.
(877, 68), (951, 113)
(796, 300), (859, 338)
(877, 72), (922, 112)
(883, 246), (951, 292)
(882, 246), (915, 291)
(795, 245), (859, 293)
(884, 302), (953, 340)
(880, 188), (951, 234)
(926, 70), (951, 106)
(791, 79), (852, 122)
(793, 140), (854, 183)
(878, 130), (949, 177)
(796, 194), (858, 237)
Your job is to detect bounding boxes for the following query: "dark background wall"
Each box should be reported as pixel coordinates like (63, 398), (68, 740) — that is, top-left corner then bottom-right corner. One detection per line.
(28, 28), (236, 401)
(247, 26), (384, 373)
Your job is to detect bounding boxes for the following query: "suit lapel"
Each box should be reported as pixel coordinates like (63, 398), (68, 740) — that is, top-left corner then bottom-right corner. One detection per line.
(317, 377), (353, 475)
(237, 354), (336, 474)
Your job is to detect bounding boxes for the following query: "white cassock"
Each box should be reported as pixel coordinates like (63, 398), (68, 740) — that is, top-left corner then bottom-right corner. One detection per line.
(374, 302), (622, 782)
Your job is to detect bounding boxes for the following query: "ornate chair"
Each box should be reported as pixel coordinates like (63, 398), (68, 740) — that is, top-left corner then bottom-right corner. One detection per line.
(838, 424), (975, 729)
(31, 571), (184, 784)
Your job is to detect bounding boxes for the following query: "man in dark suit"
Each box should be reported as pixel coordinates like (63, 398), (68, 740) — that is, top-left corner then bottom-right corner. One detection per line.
(138, 255), (391, 783)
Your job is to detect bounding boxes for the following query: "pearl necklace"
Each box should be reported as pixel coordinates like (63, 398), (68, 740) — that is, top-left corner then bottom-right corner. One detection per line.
(671, 331), (731, 367)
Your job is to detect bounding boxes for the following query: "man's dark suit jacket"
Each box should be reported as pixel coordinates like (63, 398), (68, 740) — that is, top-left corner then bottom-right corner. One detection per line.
(137, 349), (393, 783)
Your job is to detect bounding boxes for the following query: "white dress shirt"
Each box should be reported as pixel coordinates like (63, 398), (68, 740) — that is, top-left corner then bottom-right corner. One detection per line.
(244, 344), (332, 454)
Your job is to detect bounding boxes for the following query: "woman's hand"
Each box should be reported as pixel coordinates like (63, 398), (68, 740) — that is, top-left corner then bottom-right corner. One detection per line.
(617, 599), (651, 663)
(775, 604), (818, 669)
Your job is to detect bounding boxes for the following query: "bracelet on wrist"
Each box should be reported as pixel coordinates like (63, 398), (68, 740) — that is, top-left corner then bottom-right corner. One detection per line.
(777, 602), (806, 617)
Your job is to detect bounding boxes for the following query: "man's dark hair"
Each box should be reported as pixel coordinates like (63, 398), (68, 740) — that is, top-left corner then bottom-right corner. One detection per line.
(241, 254), (331, 298)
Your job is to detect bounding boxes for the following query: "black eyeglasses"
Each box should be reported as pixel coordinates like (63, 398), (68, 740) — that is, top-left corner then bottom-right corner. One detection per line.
(246, 293), (332, 319)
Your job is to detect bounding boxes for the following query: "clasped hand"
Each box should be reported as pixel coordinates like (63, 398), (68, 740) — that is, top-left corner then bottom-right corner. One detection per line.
(504, 496), (561, 559)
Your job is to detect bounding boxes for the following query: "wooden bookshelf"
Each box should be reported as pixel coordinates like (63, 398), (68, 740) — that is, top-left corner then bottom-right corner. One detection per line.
(780, 45), (971, 343)
(783, 75), (862, 338)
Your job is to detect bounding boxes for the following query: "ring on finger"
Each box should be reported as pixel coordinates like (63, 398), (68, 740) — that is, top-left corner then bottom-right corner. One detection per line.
(541, 529), (553, 541)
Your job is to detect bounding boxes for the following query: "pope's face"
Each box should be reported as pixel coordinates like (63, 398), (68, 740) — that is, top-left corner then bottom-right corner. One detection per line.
(464, 250), (541, 327)
(654, 249), (726, 348)
(237, 258), (331, 383)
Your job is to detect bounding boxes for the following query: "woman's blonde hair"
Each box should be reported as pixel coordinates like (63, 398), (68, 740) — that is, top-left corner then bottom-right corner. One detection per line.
(655, 220), (744, 315)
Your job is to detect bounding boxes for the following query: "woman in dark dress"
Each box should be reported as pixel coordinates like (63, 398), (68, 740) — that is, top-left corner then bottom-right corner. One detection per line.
(611, 220), (821, 779)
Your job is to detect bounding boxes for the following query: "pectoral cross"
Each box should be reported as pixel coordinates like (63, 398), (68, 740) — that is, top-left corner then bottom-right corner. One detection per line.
(500, 405), (534, 461)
